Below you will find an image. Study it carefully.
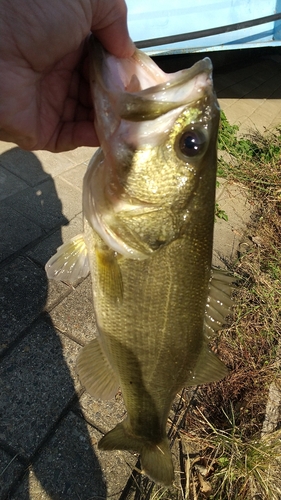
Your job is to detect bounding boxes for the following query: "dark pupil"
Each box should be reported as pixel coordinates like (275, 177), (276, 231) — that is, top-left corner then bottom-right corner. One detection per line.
(179, 130), (205, 157)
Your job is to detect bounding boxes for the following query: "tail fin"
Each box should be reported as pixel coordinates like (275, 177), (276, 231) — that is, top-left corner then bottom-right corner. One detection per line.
(99, 422), (174, 486)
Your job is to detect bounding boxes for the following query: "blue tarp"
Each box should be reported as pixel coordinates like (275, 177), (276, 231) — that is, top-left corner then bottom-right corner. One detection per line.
(126, 0), (281, 55)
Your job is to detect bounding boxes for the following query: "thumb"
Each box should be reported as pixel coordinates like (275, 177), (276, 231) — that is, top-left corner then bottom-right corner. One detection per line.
(91, 0), (135, 58)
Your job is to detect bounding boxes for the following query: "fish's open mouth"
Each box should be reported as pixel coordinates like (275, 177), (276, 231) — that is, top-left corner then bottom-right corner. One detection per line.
(89, 36), (216, 150)
(90, 36), (213, 118)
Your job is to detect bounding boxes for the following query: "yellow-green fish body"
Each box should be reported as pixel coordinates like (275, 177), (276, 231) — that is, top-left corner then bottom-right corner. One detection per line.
(46, 37), (234, 485)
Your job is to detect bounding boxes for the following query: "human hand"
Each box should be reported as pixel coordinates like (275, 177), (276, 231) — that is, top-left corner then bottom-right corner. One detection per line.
(0, 0), (134, 152)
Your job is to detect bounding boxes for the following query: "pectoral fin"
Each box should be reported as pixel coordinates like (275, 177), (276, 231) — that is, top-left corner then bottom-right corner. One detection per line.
(45, 234), (89, 284)
(186, 348), (228, 386)
(76, 339), (119, 400)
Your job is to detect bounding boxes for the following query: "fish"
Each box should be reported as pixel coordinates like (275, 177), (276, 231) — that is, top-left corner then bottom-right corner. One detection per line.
(45, 36), (235, 486)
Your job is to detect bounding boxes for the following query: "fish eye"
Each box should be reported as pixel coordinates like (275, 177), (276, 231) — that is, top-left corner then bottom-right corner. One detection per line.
(177, 127), (207, 158)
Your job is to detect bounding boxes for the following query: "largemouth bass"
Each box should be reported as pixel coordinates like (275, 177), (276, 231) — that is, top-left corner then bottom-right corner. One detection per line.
(46, 36), (234, 486)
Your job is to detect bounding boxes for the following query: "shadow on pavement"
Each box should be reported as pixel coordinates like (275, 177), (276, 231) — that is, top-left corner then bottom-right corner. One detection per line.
(154, 47), (281, 100)
(0, 148), (106, 499)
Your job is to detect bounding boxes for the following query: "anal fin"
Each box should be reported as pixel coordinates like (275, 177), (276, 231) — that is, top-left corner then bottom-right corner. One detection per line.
(76, 339), (119, 400)
(186, 348), (228, 386)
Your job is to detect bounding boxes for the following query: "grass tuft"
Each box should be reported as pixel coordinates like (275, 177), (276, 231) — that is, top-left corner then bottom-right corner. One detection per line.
(217, 111), (281, 205)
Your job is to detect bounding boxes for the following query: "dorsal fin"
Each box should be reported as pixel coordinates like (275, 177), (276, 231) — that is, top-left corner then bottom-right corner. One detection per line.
(204, 268), (237, 338)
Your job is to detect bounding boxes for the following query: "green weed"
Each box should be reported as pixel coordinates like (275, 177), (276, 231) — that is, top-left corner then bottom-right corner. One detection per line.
(217, 111), (281, 203)
(215, 203), (228, 221)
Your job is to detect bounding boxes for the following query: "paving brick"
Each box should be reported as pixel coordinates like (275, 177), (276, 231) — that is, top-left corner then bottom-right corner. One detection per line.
(33, 150), (80, 177)
(244, 74), (281, 99)
(10, 411), (134, 500)
(2, 177), (76, 231)
(60, 162), (87, 192)
(0, 256), (47, 353)
(78, 391), (127, 436)
(49, 277), (96, 345)
(268, 82), (281, 100)
(217, 55), (281, 133)
(0, 206), (42, 262)
(44, 280), (72, 313)
(26, 216), (84, 313)
(26, 215), (83, 267)
(0, 141), (18, 155)
(245, 106), (275, 133)
(0, 448), (24, 499)
(0, 147), (50, 187)
(269, 112), (281, 129)
(221, 99), (263, 127)
(10, 412), (105, 500)
(60, 145), (96, 165)
(0, 320), (80, 460)
(0, 164), (28, 201)
(51, 177), (82, 224)
(60, 214), (83, 240)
